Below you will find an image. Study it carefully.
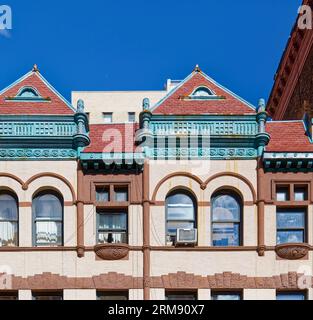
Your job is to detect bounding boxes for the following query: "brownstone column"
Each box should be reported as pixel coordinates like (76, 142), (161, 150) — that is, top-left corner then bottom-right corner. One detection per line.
(77, 162), (85, 257)
(142, 160), (150, 299)
(257, 157), (265, 256)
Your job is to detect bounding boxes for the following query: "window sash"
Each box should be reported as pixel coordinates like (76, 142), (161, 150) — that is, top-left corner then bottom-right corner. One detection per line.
(277, 230), (305, 244)
(0, 221), (18, 246)
(97, 232), (127, 244)
(212, 222), (241, 247)
(276, 292), (306, 300)
(34, 221), (63, 246)
(212, 293), (242, 300)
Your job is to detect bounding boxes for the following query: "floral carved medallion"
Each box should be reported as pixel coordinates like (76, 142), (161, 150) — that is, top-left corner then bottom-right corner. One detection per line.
(275, 243), (310, 260)
(94, 244), (129, 260)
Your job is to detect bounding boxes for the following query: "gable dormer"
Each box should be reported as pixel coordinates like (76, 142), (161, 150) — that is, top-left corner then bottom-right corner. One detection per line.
(0, 66), (89, 160)
(0, 65), (75, 115)
(137, 66), (269, 160)
(152, 65), (256, 115)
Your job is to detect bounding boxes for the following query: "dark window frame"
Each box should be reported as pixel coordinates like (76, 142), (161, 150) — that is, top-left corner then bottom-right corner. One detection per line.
(276, 290), (307, 300)
(32, 190), (64, 247)
(97, 290), (129, 300)
(276, 207), (307, 245)
(96, 209), (128, 244)
(165, 290), (198, 300)
(211, 290), (243, 300)
(165, 189), (197, 244)
(32, 291), (63, 300)
(211, 190), (243, 247)
(0, 191), (19, 247)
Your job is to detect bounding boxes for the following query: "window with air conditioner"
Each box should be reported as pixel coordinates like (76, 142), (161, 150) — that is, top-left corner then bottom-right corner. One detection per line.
(166, 190), (196, 245)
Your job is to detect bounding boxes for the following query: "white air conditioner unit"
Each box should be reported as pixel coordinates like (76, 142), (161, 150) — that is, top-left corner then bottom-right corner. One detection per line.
(176, 228), (197, 245)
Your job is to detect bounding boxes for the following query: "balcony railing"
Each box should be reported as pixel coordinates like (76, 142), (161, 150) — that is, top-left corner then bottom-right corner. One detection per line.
(149, 121), (258, 136)
(0, 122), (77, 137)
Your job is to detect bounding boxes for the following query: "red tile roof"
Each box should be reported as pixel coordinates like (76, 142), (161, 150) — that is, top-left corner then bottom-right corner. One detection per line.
(0, 70), (74, 115)
(266, 121), (313, 152)
(83, 123), (140, 153)
(152, 71), (256, 115)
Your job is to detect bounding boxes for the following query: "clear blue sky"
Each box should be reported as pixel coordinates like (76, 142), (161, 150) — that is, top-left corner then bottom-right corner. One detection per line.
(0, 0), (302, 106)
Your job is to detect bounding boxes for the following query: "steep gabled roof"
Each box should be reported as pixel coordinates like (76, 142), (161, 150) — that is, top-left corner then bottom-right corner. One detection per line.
(266, 121), (313, 152)
(151, 67), (256, 115)
(83, 123), (140, 153)
(0, 66), (75, 115)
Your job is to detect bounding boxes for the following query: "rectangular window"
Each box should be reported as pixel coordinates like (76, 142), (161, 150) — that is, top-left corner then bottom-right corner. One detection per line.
(276, 291), (306, 300)
(165, 291), (197, 300)
(32, 291), (63, 300)
(102, 113), (113, 123)
(211, 291), (242, 300)
(0, 291), (18, 300)
(96, 187), (110, 202)
(114, 187), (128, 202)
(97, 211), (128, 244)
(277, 208), (306, 244)
(276, 186), (289, 201)
(97, 291), (128, 300)
(294, 186), (308, 202)
(128, 112), (136, 123)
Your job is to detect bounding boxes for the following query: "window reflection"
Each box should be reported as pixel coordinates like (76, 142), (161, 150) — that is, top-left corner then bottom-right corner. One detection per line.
(276, 292), (306, 300)
(212, 292), (242, 300)
(277, 209), (305, 244)
(166, 191), (196, 244)
(0, 192), (18, 247)
(212, 192), (242, 247)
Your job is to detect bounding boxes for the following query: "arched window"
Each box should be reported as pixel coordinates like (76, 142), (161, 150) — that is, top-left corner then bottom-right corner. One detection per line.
(191, 86), (215, 98)
(32, 191), (63, 246)
(0, 192), (18, 246)
(212, 191), (242, 247)
(166, 190), (196, 244)
(17, 87), (39, 98)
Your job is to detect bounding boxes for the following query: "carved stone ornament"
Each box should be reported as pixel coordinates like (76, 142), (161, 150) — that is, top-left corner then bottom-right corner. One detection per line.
(275, 243), (310, 260)
(94, 244), (129, 260)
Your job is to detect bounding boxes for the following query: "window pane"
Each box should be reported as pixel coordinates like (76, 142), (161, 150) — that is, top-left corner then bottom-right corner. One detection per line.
(167, 193), (193, 206)
(167, 205), (194, 220)
(35, 221), (62, 245)
(0, 292), (18, 300)
(34, 194), (62, 219)
(212, 195), (240, 221)
(0, 221), (17, 246)
(167, 221), (194, 236)
(277, 292), (305, 300)
(128, 113), (135, 123)
(98, 232), (127, 244)
(277, 210), (305, 229)
(166, 293), (197, 300)
(98, 213), (127, 230)
(192, 87), (213, 97)
(33, 293), (62, 300)
(277, 231), (304, 244)
(294, 187), (307, 201)
(96, 188), (109, 202)
(0, 194), (18, 220)
(115, 188), (128, 202)
(97, 292), (128, 300)
(103, 113), (112, 123)
(212, 293), (241, 300)
(212, 223), (240, 246)
(276, 187), (289, 201)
